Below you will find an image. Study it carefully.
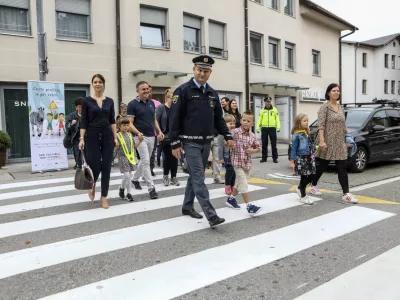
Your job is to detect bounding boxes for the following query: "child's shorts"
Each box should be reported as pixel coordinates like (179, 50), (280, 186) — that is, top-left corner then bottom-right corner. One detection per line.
(233, 167), (250, 193)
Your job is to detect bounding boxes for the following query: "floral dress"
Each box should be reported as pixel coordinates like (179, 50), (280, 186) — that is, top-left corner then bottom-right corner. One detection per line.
(293, 135), (316, 176)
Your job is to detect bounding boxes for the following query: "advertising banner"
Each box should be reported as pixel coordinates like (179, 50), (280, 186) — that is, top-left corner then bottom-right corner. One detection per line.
(27, 81), (68, 172)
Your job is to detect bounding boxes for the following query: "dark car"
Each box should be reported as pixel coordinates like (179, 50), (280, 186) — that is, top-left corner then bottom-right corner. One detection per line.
(307, 100), (400, 173)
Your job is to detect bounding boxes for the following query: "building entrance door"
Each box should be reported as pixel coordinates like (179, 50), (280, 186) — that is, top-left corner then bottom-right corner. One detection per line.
(4, 88), (31, 160)
(275, 96), (290, 142)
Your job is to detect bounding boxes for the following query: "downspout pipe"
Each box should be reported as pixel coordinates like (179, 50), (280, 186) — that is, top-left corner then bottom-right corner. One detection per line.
(116, 0), (122, 106)
(339, 27), (357, 103)
(354, 42), (360, 104)
(244, 0), (250, 111)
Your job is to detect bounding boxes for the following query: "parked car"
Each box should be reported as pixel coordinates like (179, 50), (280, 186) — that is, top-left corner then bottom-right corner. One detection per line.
(306, 100), (400, 173)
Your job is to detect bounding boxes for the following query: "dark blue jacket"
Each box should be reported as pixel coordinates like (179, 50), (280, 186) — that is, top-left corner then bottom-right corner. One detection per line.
(169, 78), (232, 149)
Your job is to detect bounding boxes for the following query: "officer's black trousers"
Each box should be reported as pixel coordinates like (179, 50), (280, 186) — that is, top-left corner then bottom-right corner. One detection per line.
(85, 128), (114, 197)
(261, 127), (278, 160)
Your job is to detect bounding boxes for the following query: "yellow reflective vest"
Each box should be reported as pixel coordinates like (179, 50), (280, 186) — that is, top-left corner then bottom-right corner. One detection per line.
(257, 106), (281, 131)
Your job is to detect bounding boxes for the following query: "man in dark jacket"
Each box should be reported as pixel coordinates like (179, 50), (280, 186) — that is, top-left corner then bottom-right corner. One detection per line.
(66, 97), (83, 169)
(169, 55), (233, 228)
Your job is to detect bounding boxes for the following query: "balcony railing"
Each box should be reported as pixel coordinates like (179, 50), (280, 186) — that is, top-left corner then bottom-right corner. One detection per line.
(141, 38), (170, 49)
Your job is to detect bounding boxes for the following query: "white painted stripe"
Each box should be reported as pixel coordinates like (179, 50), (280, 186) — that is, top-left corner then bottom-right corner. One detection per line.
(267, 174), (297, 180)
(2, 189), (302, 280)
(0, 168), (164, 191)
(351, 176), (400, 192)
(0, 176), (188, 215)
(0, 172), (187, 201)
(39, 206), (394, 300)
(275, 173), (300, 179)
(0, 178), (246, 238)
(293, 245), (400, 300)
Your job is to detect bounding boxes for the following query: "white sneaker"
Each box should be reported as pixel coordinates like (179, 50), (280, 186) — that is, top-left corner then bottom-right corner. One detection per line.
(309, 184), (322, 195)
(300, 195), (314, 205)
(342, 193), (358, 204)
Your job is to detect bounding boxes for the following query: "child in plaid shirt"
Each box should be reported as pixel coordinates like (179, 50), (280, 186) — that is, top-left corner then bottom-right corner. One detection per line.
(227, 110), (262, 215)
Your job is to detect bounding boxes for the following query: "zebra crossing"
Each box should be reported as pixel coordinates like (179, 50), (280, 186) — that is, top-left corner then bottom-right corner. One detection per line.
(0, 168), (398, 300)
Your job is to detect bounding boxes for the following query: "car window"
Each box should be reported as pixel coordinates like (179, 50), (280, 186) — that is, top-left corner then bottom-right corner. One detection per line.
(344, 110), (371, 128)
(371, 110), (389, 128)
(387, 109), (400, 127)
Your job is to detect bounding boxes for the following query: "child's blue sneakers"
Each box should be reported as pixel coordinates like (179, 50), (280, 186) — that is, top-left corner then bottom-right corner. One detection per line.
(226, 196), (241, 210)
(247, 203), (262, 216)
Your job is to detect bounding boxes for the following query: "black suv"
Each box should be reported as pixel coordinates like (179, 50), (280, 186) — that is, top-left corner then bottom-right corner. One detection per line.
(309, 100), (400, 173)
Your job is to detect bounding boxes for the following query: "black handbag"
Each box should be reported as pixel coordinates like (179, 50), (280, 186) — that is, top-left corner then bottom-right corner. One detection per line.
(74, 150), (94, 190)
(63, 135), (73, 149)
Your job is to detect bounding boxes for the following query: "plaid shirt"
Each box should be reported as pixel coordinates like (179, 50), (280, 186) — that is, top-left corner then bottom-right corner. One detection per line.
(231, 127), (261, 170)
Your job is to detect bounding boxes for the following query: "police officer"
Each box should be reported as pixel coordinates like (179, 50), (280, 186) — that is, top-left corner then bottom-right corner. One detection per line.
(169, 55), (233, 228)
(256, 97), (281, 163)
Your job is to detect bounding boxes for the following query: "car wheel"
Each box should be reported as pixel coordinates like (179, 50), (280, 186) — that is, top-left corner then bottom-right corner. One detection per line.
(350, 146), (368, 173)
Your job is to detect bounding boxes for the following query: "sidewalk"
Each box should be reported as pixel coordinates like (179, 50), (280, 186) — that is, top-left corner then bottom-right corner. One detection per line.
(0, 144), (288, 183)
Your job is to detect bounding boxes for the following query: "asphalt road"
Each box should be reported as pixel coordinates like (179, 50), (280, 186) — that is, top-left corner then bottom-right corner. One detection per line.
(0, 158), (399, 300)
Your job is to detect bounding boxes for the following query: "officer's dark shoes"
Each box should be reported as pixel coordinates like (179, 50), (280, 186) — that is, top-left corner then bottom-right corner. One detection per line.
(260, 159), (267, 163)
(119, 186), (125, 199)
(151, 169), (156, 177)
(132, 180), (142, 190)
(149, 187), (158, 199)
(273, 159), (278, 163)
(209, 215), (225, 228)
(127, 193), (134, 202)
(182, 209), (203, 219)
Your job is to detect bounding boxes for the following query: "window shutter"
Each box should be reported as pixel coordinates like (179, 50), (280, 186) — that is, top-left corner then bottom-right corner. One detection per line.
(209, 21), (224, 49)
(0, 0), (29, 9)
(55, 0), (90, 15)
(140, 6), (166, 26)
(183, 14), (201, 29)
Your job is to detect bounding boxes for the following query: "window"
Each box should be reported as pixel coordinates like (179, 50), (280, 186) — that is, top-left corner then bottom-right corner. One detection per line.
(398, 56), (400, 69)
(140, 6), (168, 49)
(56, 0), (91, 41)
(391, 80), (396, 94)
(384, 54), (389, 68)
(183, 14), (202, 53)
(392, 55), (396, 69)
(209, 20), (226, 58)
(267, 0), (279, 10)
(371, 110), (389, 128)
(362, 80), (367, 94)
(362, 53), (367, 67)
(269, 37), (279, 68)
(398, 81), (400, 95)
(0, 2), (30, 35)
(252, 0), (262, 3)
(312, 50), (320, 76)
(284, 0), (294, 16)
(250, 32), (263, 64)
(384, 80), (389, 94)
(394, 41), (396, 47)
(285, 42), (295, 71)
(387, 110), (400, 127)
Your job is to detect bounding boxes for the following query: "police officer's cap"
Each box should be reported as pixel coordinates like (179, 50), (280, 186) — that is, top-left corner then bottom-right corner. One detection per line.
(264, 97), (272, 102)
(193, 55), (215, 69)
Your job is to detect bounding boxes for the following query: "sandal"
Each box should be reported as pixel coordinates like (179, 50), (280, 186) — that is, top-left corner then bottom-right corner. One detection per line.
(101, 197), (109, 209)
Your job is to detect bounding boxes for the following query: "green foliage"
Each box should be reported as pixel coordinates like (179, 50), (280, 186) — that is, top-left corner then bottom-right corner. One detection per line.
(0, 130), (11, 150)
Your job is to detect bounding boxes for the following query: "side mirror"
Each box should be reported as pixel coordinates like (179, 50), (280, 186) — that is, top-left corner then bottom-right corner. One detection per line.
(372, 125), (385, 132)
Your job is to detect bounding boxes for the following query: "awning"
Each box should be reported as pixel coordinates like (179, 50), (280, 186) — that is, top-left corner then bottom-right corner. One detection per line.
(250, 82), (310, 90)
(132, 70), (188, 78)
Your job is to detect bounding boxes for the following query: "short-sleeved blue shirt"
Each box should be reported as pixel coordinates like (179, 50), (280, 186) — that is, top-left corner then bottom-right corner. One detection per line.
(127, 97), (155, 137)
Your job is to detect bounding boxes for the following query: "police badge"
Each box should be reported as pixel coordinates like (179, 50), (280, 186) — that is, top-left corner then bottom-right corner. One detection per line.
(173, 95), (179, 104)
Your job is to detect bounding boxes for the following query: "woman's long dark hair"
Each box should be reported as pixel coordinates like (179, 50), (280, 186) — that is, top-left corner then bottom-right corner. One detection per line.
(228, 99), (241, 127)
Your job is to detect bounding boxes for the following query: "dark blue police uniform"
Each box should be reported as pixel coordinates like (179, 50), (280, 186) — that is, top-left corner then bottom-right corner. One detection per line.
(168, 55), (232, 226)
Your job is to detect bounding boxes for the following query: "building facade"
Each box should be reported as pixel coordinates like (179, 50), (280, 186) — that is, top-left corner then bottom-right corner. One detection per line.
(0, 0), (355, 161)
(342, 33), (400, 104)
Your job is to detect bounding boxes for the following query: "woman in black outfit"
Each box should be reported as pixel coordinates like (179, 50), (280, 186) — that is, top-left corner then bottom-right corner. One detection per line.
(79, 74), (118, 209)
(228, 99), (241, 128)
(156, 89), (180, 187)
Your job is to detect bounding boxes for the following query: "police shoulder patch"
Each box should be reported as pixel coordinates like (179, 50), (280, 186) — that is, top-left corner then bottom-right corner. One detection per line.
(173, 95), (179, 104)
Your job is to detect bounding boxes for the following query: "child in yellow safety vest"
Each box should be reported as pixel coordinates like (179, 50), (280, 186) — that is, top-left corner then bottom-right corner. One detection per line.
(116, 117), (143, 201)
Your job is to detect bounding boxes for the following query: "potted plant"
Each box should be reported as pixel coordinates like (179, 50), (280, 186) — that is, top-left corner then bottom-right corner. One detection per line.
(0, 130), (11, 168)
